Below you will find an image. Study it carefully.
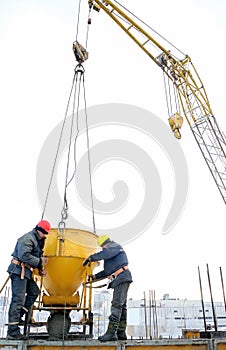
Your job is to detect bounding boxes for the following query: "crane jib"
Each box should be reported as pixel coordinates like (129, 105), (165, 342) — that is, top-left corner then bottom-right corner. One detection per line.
(86, 0), (226, 205)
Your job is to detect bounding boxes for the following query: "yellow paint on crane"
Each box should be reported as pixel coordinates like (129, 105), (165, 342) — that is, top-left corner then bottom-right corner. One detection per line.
(168, 112), (184, 139)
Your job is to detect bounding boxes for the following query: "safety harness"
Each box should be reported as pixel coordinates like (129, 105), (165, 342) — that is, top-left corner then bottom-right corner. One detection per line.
(11, 259), (33, 279)
(84, 265), (129, 289)
(108, 265), (128, 280)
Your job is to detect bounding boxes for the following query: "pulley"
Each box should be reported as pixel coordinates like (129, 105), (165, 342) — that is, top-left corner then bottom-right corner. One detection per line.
(73, 41), (89, 63)
(88, 0), (101, 12)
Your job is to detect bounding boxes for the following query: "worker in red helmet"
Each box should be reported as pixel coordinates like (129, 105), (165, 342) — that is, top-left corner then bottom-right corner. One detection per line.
(6, 220), (51, 340)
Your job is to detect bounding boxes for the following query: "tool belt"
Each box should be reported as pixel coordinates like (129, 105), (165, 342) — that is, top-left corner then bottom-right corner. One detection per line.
(108, 265), (128, 280)
(11, 259), (33, 280)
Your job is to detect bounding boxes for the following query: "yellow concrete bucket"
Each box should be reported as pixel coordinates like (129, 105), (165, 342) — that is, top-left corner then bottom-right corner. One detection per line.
(35, 228), (98, 306)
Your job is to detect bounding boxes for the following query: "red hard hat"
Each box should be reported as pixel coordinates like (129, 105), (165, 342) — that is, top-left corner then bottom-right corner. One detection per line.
(36, 220), (51, 234)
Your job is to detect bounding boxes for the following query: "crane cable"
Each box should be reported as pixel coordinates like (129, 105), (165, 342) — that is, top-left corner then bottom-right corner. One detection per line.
(75, 0), (81, 43)
(83, 74), (96, 233)
(59, 66), (82, 226)
(59, 66), (96, 234)
(41, 70), (78, 222)
(42, 0), (96, 233)
(162, 69), (181, 119)
(162, 71), (172, 117)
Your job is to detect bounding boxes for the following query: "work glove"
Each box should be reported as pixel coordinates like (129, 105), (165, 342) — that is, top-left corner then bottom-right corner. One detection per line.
(82, 257), (91, 266)
(39, 269), (47, 277)
(87, 274), (96, 282)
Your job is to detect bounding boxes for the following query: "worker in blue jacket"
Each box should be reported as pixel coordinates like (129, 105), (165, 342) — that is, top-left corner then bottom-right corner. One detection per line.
(6, 220), (51, 340)
(83, 235), (133, 341)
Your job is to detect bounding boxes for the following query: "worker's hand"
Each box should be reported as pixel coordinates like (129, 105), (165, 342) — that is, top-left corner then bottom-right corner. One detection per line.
(39, 269), (47, 277)
(82, 257), (91, 266)
(41, 256), (48, 266)
(88, 274), (96, 282)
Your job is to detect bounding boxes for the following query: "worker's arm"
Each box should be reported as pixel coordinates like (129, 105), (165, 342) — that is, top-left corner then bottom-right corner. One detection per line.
(90, 244), (122, 261)
(17, 234), (47, 269)
(17, 237), (41, 267)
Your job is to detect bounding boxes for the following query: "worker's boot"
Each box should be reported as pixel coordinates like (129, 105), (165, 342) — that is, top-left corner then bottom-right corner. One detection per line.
(98, 319), (118, 341)
(117, 320), (127, 340)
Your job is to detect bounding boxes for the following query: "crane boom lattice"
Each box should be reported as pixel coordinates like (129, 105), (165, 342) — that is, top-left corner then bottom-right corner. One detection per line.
(191, 116), (226, 203)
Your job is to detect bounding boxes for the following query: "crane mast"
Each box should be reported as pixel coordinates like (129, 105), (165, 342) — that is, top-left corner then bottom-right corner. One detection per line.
(87, 0), (226, 205)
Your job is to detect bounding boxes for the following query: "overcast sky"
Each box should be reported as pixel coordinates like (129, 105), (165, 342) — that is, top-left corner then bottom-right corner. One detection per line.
(1, 0), (226, 303)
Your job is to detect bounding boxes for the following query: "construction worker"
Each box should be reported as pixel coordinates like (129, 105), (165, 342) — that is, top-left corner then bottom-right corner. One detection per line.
(83, 235), (132, 341)
(6, 220), (51, 339)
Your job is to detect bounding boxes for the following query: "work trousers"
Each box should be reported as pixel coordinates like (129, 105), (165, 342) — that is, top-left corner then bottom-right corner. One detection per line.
(109, 281), (130, 325)
(7, 273), (40, 336)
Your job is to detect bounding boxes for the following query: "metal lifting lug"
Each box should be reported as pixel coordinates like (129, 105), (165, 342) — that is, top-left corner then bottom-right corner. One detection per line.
(75, 64), (85, 75)
(58, 221), (66, 240)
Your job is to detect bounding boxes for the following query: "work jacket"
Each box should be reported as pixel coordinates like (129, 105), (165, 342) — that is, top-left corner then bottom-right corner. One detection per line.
(7, 228), (45, 279)
(89, 240), (133, 288)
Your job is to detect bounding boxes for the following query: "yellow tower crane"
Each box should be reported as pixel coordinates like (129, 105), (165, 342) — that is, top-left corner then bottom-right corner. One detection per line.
(74, 0), (226, 205)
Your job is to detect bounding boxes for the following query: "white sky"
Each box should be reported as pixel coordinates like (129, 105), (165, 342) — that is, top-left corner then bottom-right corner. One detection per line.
(1, 0), (226, 304)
